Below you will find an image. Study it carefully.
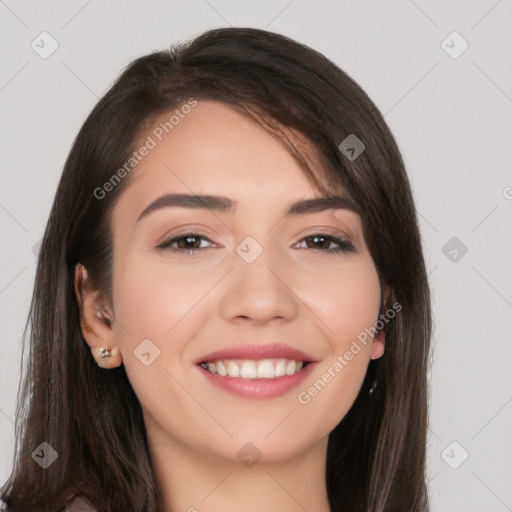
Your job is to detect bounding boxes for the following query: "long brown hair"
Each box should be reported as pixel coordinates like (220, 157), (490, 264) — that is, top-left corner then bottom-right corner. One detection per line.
(1, 27), (431, 512)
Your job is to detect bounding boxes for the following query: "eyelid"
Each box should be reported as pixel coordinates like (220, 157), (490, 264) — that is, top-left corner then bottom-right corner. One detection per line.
(297, 226), (353, 243)
(303, 226), (349, 236)
(292, 233), (355, 253)
(156, 226), (223, 247)
(155, 220), (352, 240)
(156, 231), (355, 256)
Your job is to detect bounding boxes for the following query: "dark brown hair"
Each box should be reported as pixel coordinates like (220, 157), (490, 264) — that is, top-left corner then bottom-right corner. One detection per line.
(1, 27), (431, 512)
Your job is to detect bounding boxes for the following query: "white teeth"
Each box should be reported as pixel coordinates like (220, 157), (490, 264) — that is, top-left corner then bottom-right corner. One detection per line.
(216, 360), (227, 376)
(240, 360), (258, 378)
(274, 359), (286, 377)
(227, 360), (240, 377)
(257, 360), (275, 378)
(285, 360), (296, 375)
(201, 358), (306, 379)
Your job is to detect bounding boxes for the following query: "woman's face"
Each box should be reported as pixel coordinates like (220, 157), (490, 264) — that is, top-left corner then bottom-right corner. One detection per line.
(108, 100), (384, 462)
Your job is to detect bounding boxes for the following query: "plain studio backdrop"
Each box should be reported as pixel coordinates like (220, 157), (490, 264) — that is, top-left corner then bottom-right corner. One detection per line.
(0, 1), (511, 511)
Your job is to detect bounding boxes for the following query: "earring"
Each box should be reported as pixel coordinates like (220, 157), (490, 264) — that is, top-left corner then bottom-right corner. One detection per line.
(368, 379), (378, 395)
(98, 347), (111, 359)
(95, 346), (121, 368)
(97, 347), (112, 368)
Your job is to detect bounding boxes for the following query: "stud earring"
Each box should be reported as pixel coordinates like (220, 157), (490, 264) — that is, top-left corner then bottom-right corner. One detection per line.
(98, 347), (111, 359)
(97, 347), (112, 368)
(95, 346), (121, 369)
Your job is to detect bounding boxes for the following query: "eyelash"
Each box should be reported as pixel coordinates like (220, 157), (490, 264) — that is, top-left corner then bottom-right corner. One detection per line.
(156, 231), (355, 254)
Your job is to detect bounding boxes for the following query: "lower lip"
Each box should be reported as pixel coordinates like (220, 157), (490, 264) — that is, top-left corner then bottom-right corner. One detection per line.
(196, 362), (316, 399)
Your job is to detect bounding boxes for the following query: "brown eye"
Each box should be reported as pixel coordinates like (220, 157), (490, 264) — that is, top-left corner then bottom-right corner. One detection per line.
(295, 234), (355, 253)
(157, 233), (215, 252)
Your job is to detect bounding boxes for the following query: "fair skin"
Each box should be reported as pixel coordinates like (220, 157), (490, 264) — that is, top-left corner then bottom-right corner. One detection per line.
(75, 100), (385, 512)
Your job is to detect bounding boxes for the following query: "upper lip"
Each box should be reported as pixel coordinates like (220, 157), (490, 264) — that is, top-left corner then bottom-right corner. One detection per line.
(195, 343), (318, 364)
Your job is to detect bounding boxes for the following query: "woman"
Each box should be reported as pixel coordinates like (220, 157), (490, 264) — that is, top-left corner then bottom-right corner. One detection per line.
(1, 27), (431, 512)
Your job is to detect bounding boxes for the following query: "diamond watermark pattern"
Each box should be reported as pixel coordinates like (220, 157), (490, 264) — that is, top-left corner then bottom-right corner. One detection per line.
(442, 236), (468, 263)
(31, 31), (59, 59)
(32, 238), (42, 257)
(236, 441), (262, 468)
(236, 236), (263, 263)
(31, 442), (58, 469)
(338, 134), (365, 161)
(441, 31), (469, 59)
(441, 441), (469, 469)
(134, 338), (161, 366)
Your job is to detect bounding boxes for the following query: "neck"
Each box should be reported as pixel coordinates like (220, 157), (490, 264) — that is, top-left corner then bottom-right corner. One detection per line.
(145, 415), (332, 512)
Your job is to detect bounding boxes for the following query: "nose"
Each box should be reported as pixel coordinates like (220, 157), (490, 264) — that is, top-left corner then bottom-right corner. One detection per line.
(219, 244), (299, 324)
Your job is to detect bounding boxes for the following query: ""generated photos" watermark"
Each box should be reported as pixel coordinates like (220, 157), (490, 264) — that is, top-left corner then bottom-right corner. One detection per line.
(297, 301), (401, 405)
(93, 98), (198, 200)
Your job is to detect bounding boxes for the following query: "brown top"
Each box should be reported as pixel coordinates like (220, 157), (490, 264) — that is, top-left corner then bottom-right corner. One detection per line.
(63, 495), (97, 511)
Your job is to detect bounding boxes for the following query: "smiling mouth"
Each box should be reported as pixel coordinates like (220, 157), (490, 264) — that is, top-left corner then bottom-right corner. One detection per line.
(198, 358), (312, 379)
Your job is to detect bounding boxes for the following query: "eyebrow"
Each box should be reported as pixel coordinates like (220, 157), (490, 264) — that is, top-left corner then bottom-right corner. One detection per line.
(136, 193), (360, 223)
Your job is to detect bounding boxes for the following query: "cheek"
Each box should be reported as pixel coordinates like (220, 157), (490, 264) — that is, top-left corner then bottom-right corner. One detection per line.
(112, 264), (175, 342)
(288, 256), (381, 427)
(111, 251), (222, 352)
(113, 251), (222, 378)
(298, 255), (382, 346)
(110, 253), (217, 411)
(294, 262), (381, 431)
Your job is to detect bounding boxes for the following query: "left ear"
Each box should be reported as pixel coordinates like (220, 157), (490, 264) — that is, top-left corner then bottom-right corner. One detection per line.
(74, 263), (123, 369)
(370, 286), (389, 360)
(370, 327), (385, 360)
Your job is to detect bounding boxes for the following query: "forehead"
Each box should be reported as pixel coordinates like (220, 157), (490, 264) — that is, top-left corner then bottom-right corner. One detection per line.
(135, 102), (314, 177)
(122, 101), (324, 199)
(112, 100), (362, 232)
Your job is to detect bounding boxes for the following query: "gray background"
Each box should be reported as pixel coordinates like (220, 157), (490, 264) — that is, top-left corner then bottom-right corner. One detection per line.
(1, 1), (511, 510)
